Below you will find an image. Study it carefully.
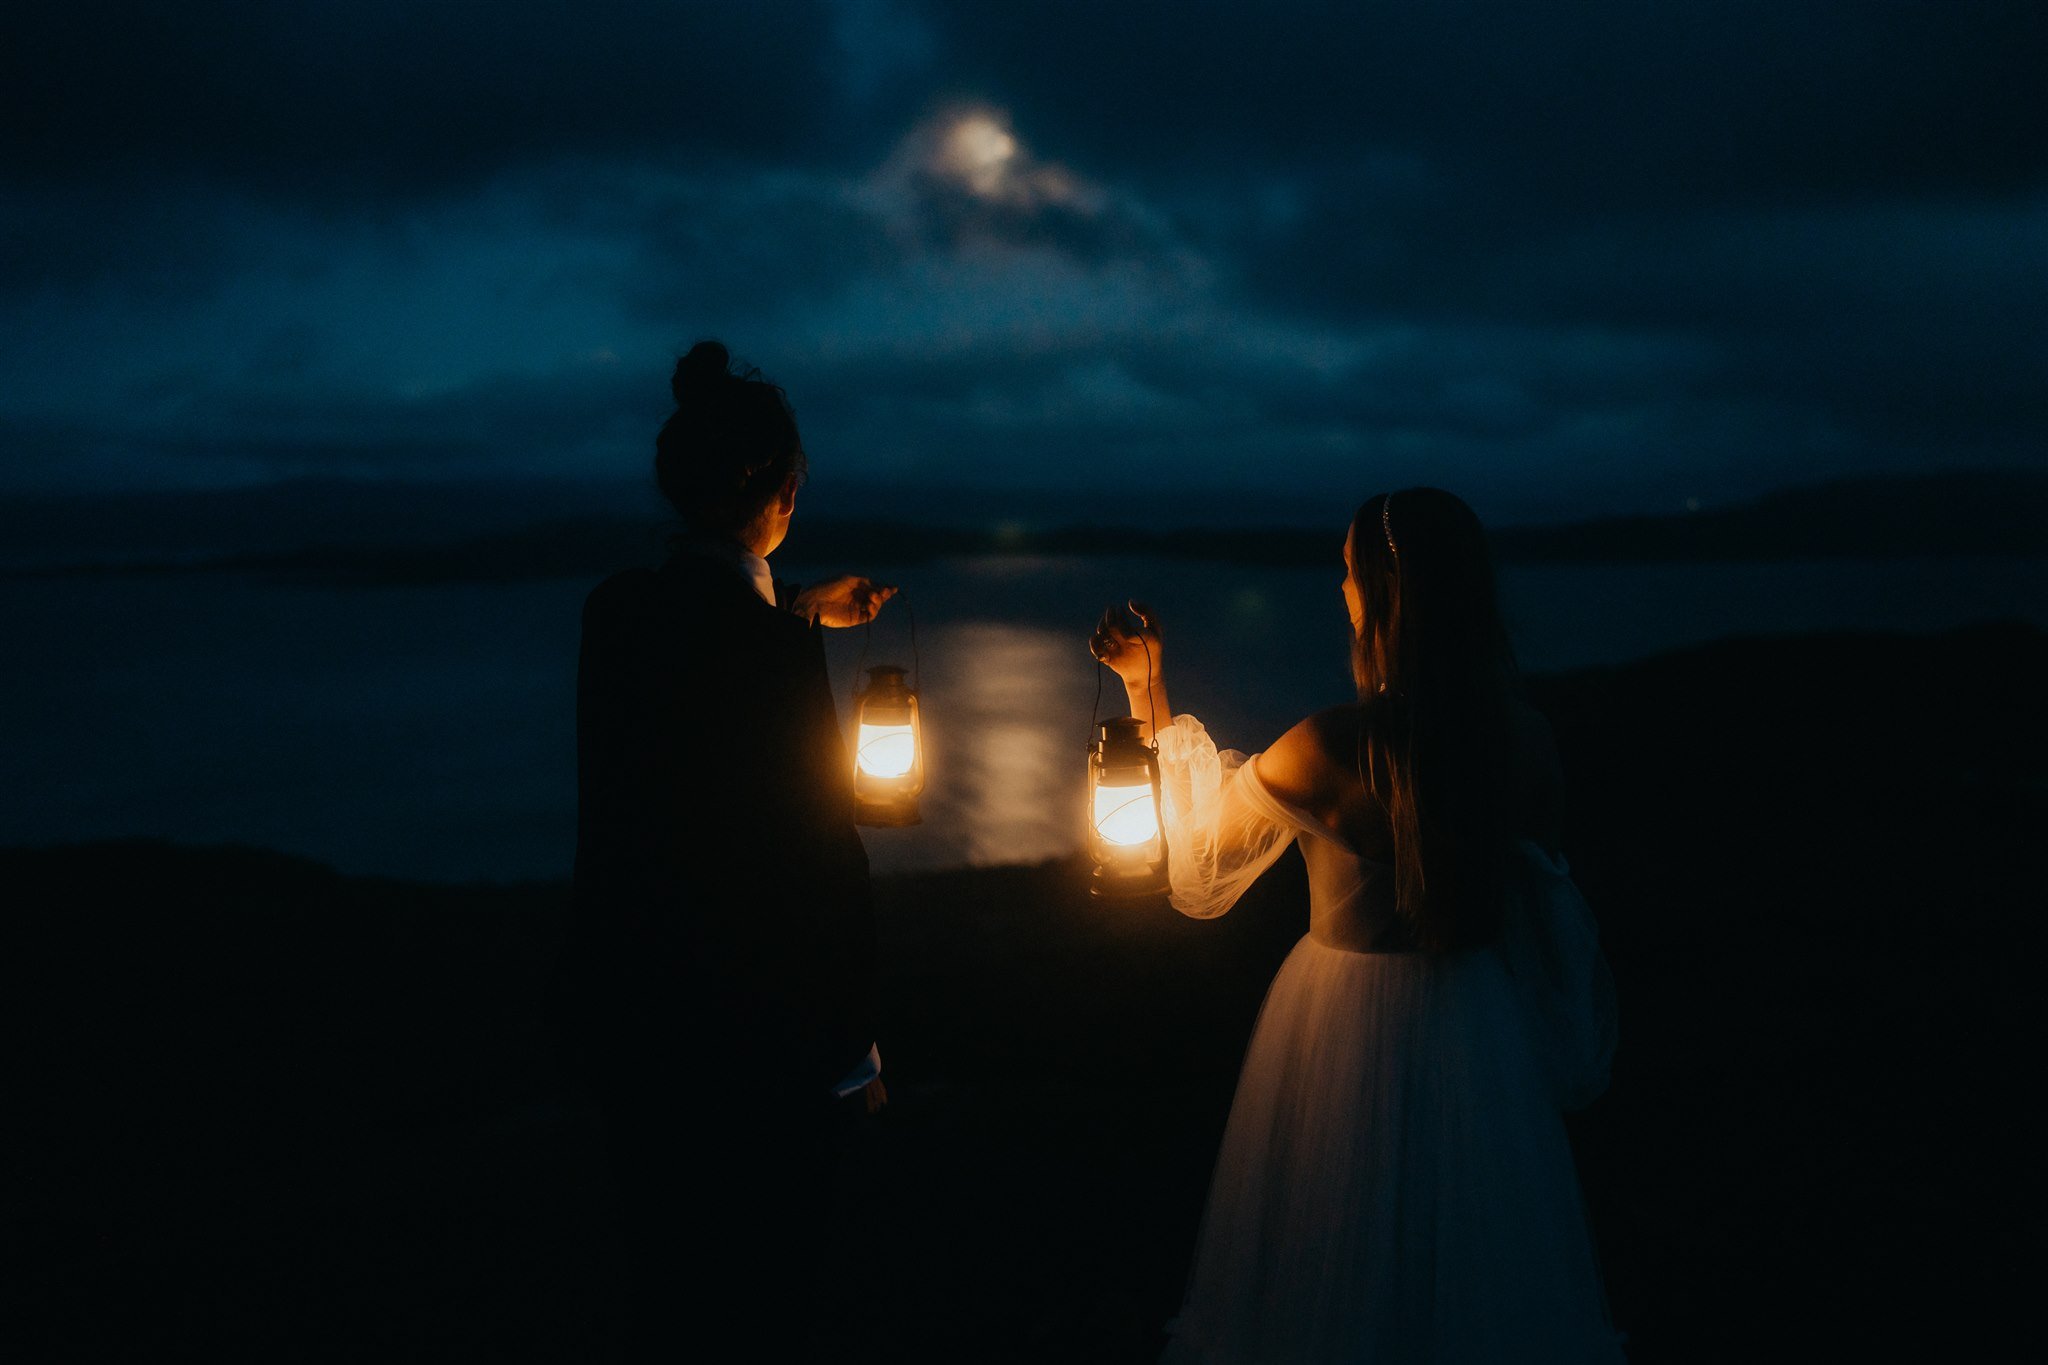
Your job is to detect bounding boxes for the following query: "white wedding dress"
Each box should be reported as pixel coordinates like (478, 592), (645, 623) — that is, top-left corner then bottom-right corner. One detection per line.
(1154, 715), (1624, 1364)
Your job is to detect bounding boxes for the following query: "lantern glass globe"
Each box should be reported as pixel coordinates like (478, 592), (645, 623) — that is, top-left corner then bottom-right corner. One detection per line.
(1092, 779), (1160, 847)
(857, 723), (918, 779)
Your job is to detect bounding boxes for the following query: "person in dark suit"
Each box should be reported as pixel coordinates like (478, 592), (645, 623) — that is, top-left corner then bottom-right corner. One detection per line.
(565, 340), (894, 1355)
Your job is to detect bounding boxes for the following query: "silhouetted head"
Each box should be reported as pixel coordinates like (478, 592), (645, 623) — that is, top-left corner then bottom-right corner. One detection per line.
(655, 340), (808, 553)
(1344, 488), (1514, 700)
(1343, 488), (1519, 951)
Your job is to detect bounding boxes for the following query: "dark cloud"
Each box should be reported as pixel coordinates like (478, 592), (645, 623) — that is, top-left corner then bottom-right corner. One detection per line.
(6, 360), (658, 485)
(913, 1), (2048, 210)
(775, 327), (1722, 516)
(536, 168), (908, 324)
(0, 181), (266, 302)
(1237, 187), (2046, 356)
(1, 1), (851, 199)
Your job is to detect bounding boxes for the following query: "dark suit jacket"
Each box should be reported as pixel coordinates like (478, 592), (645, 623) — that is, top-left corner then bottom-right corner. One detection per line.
(566, 552), (876, 1105)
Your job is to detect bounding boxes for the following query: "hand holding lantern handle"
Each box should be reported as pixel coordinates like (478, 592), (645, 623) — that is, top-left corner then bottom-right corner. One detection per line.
(794, 575), (898, 628)
(1091, 600), (1171, 739)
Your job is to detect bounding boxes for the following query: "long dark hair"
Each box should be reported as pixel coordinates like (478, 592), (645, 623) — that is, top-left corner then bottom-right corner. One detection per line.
(1349, 488), (1519, 952)
(655, 340), (807, 532)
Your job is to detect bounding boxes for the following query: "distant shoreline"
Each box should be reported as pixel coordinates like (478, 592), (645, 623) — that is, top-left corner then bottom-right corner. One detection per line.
(8, 514), (2046, 587)
(3, 469), (2042, 583)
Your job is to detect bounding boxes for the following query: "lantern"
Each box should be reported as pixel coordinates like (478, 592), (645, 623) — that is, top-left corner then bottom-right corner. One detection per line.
(853, 664), (924, 826)
(1087, 716), (1169, 900)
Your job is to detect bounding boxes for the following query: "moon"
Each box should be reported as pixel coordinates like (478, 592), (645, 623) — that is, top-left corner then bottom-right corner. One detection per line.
(940, 113), (1019, 197)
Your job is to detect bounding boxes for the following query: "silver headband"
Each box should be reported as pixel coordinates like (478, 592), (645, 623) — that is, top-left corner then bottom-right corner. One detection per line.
(1381, 494), (1398, 558)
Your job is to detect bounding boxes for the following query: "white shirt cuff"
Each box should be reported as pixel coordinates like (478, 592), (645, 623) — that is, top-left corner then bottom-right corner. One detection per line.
(831, 1043), (881, 1099)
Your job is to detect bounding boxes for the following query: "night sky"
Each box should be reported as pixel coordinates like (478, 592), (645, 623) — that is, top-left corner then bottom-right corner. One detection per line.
(4, 1), (2043, 522)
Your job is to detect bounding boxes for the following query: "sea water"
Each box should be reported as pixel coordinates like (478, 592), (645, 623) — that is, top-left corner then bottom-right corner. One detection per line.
(2, 555), (2041, 880)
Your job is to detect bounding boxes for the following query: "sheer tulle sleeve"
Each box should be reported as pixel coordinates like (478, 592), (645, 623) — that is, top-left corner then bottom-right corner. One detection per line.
(1497, 841), (1618, 1111)
(1154, 714), (1307, 919)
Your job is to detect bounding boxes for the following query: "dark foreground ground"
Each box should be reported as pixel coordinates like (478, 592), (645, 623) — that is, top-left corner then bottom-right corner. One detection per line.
(11, 623), (2044, 1361)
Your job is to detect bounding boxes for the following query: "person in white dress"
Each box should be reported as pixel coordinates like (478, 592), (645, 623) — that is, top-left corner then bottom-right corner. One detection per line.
(1089, 488), (1624, 1364)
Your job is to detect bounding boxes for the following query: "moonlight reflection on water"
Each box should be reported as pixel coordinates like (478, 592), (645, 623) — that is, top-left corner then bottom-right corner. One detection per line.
(844, 620), (1096, 872)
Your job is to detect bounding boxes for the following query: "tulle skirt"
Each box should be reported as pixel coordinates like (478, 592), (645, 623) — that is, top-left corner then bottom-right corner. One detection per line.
(1164, 936), (1625, 1364)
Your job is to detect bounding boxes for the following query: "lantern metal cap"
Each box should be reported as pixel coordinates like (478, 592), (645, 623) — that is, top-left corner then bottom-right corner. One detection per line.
(861, 664), (914, 698)
(1094, 715), (1156, 753)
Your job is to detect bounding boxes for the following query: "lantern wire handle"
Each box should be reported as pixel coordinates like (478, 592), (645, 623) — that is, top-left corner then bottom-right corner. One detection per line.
(1087, 606), (1159, 743)
(1141, 632), (1157, 741)
(854, 617), (870, 707)
(1090, 654), (1104, 740)
(850, 589), (916, 707)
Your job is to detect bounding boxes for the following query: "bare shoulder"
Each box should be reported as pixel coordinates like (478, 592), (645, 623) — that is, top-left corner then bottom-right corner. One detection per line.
(1259, 705), (1361, 809)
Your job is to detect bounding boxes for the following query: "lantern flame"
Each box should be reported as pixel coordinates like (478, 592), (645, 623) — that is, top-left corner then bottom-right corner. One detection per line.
(856, 723), (918, 779)
(1092, 781), (1161, 847)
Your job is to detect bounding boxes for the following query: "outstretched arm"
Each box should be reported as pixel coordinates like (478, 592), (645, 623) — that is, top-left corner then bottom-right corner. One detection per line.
(1150, 718), (1303, 918)
(1088, 602), (1305, 918)
(788, 575), (897, 627)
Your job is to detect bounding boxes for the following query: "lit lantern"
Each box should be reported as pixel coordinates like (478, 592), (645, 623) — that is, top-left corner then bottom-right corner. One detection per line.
(853, 664), (924, 826)
(1087, 716), (1169, 900)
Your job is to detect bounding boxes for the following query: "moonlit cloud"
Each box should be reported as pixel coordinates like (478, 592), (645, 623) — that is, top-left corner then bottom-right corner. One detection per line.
(939, 114), (1019, 197)
(852, 104), (1149, 260)
(926, 110), (1094, 215)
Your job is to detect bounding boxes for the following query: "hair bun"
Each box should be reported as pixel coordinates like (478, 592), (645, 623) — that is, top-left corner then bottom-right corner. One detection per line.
(672, 340), (732, 403)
